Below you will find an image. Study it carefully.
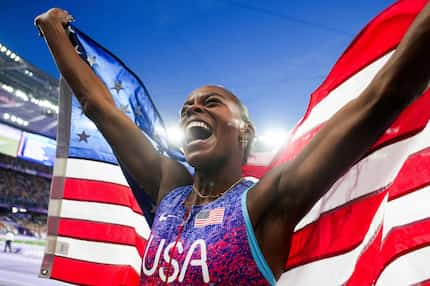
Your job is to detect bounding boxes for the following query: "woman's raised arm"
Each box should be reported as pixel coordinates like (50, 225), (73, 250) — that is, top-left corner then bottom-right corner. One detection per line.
(35, 8), (192, 203)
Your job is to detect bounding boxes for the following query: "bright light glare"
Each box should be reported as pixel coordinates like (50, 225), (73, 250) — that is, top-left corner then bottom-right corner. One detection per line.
(11, 207), (18, 214)
(258, 129), (290, 148)
(0, 46), (6, 52)
(15, 89), (29, 101)
(5, 50), (11, 56)
(166, 124), (184, 147)
(3, 113), (10, 120)
(1, 84), (14, 93)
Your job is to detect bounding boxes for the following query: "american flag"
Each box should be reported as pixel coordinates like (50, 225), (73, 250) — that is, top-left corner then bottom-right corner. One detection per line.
(40, 0), (430, 285)
(194, 208), (225, 228)
(39, 26), (188, 285)
(266, 0), (430, 284)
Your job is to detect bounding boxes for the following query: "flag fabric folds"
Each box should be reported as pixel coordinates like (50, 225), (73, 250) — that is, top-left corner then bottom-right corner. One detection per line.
(40, 0), (430, 285)
(266, 0), (430, 285)
(39, 26), (187, 285)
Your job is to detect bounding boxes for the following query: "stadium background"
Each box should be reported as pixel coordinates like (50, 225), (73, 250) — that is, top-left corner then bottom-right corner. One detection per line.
(0, 41), (280, 285)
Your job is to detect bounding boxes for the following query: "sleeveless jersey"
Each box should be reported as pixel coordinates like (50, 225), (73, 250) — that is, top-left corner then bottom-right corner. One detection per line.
(140, 179), (276, 285)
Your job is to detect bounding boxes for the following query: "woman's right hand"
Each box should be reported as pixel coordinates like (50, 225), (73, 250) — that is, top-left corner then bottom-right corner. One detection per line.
(34, 8), (74, 35)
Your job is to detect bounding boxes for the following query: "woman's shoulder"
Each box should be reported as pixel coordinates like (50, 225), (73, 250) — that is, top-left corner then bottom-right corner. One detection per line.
(159, 184), (192, 205)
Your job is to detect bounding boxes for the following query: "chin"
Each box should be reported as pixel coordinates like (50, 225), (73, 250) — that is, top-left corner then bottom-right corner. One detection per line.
(185, 149), (226, 172)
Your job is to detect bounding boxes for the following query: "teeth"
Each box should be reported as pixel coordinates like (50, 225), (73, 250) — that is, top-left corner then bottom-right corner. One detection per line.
(187, 121), (210, 130)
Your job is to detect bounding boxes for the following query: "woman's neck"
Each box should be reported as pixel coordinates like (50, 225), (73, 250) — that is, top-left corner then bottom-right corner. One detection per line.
(187, 168), (243, 206)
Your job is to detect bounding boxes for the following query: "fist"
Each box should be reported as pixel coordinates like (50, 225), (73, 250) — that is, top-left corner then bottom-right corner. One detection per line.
(34, 8), (74, 30)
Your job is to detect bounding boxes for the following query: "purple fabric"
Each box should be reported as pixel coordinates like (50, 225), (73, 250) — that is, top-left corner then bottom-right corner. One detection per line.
(140, 179), (270, 285)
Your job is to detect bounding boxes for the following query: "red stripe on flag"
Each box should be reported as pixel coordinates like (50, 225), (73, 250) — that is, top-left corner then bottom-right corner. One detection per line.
(411, 278), (430, 286)
(50, 256), (140, 286)
(286, 190), (387, 270)
(344, 226), (383, 286)
(348, 216), (430, 285)
(58, 177), (143, 215)
(271, 89), (430, 169)
(389, 147), (430, 201)
(56, 218), (147, 256)
(375, 218), (430, 282)
(303, 0), (427, 119)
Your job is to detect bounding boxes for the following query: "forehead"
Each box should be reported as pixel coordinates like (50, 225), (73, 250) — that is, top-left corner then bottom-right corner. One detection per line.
(184, 86), (237, 104)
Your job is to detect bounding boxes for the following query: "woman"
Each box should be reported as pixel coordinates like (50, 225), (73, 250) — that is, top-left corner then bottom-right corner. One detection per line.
(35, 4), (430, 285)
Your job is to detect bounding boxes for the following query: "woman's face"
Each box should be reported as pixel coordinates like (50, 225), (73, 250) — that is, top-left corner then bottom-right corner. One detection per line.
(180, 86), (243, 170)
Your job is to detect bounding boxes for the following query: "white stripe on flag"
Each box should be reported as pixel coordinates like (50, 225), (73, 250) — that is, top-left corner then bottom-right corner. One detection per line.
(48, 199), (150, 239)
(277, 193), (387, 285)
(376, 245), (430, 286)
(53, 158), (130, 187)
(383, 185), (430, 240)
(292, 51), (394, 141)
(47, 236), (142, 274)
(295, 122), (430, 230)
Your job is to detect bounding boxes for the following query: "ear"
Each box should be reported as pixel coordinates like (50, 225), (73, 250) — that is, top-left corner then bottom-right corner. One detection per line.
(239, 120), (255, 146)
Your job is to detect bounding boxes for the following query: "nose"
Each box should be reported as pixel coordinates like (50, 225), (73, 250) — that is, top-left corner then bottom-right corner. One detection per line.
(186, 104), (204, 116)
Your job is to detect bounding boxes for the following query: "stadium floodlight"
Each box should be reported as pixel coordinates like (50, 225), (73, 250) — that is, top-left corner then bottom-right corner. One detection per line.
(258, 128), (290, 149)
(10, 115), (17, 122)
(0, 46), (6, 52)
(19, 208), (27, 213)
(11, 207), (18, 214)
(5, 49), (11, 56)
(15, 89), (29, 101)
(166, 124), (184, 147)
(14, 56), (20, 62)
(10, 52), (16, 59)
(3, 113), (10, 120)
(1, 84), (14, 93)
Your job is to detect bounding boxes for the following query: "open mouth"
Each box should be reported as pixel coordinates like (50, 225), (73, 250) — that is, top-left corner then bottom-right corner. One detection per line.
(185, 121), (213, 145)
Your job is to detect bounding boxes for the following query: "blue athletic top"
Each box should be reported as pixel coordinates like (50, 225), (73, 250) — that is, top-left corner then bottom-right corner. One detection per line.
(140, 178), (276, 285)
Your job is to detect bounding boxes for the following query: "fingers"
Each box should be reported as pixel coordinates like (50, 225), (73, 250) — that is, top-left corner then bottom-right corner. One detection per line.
(34, 8), (76, 38)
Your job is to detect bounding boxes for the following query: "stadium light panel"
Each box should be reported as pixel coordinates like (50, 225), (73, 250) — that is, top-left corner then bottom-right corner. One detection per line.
(5, 49), (11, 56)
(14, 56), (20, 62)
(11, 207), (18, 214)
(0, 46), (6, 52)
(3, 113), (10, 120)
(15, 89), (29, 101)
(10, 52), (16, 59)
(1, 84), (14, 93)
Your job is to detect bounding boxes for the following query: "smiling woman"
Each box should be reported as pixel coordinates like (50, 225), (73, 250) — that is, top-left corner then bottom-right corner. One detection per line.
(34, 2), (430, 285)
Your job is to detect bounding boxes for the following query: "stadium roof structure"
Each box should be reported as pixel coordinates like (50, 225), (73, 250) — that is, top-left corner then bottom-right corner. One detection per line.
(0, 42), (58, 138)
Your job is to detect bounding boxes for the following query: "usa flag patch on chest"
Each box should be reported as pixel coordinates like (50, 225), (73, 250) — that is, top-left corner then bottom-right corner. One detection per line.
(194, 208), (225, 228)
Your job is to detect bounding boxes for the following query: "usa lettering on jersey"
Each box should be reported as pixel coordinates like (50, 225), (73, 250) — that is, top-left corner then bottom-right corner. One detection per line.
(142, 235), (210, 283)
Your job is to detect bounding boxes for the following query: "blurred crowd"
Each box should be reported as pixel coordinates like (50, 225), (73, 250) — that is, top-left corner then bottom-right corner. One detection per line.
(0, 154), (52, 210)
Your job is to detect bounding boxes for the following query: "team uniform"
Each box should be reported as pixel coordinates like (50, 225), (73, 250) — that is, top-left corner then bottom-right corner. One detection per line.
(140, 179), (276, 285)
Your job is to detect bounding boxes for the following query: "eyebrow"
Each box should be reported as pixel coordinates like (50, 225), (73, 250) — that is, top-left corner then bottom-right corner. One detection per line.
(183, 92), (225, 105)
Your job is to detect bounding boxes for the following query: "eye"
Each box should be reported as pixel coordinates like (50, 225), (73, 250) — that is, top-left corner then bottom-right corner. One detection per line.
(205, 98), (221, 107)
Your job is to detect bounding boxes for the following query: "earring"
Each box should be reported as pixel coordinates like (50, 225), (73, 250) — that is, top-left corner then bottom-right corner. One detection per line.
(239, 121), (248, 148)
